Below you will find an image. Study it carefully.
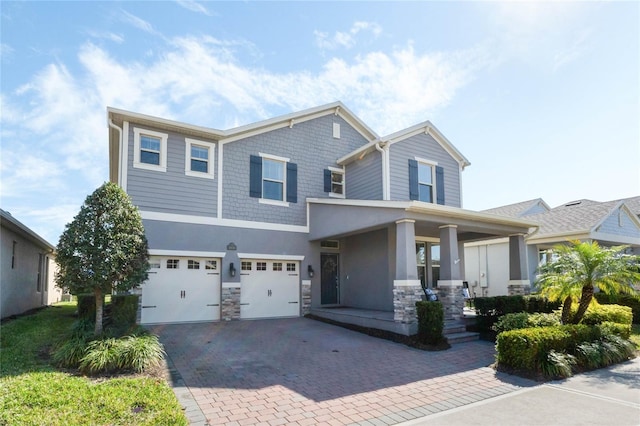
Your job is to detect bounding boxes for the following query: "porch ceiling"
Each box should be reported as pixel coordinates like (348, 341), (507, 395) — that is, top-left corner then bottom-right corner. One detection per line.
(307, 199), (537, 242)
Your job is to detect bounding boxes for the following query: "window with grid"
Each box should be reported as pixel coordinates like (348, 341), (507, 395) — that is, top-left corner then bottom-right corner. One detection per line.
(205, 260), (217, 270)
(167, 259), (179, 269)
(256, 262), (267, 271)
(273, 262), (283, 271)
(188, 260), (200, 269)
(241, 261), (252, 271)
(286, 263), (296, 271)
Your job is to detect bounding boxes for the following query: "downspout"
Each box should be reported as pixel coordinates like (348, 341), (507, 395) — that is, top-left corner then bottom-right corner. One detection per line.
(374, 142), (389, 200)
(108, 119), (123, 187)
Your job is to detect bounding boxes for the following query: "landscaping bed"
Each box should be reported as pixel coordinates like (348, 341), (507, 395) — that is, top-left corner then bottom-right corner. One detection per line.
(0, 303), (187, 425)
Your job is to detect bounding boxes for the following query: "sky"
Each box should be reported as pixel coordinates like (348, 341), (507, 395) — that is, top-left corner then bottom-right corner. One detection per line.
(1, 1), (639, 245)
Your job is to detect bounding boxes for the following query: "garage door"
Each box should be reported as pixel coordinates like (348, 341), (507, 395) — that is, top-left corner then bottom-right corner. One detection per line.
(240, 259), (300, 319)
(141, 256), (221, 324)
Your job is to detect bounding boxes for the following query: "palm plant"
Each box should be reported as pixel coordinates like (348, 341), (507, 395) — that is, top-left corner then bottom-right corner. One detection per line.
(535, 241), (640, 324)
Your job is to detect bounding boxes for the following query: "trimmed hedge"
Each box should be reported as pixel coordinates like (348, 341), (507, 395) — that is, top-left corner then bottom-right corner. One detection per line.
(581, 304), (632, 326)
(474, 295), (561, 332)
(496, 325), (599, 371)
(597, 321), (631, 339)
(110, 295), (140, 333)
(594, 293), (640, 324)
(77, 294), (102, 321)
(416, 301), (445, 345)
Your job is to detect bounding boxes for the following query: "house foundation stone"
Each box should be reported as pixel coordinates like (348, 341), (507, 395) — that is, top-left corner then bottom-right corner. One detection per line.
(437, 280), (465, 320)
(221, 285), (241, 321)
(301, 280), (311, 315)
(507, 280), (531, 296)
(393, 281), (424, 324)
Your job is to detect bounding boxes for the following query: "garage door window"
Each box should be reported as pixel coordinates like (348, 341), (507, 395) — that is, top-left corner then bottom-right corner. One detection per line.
(150, 261), (161, 269)
(273, 262), (283, 271)
(287, 263), (296, 272)
(206, 260), (217, 270)
(188, 260), (200, 269)
(167, 259), (179, 269)
(241, 261), (252, 271)
(256, 262), (267, 271)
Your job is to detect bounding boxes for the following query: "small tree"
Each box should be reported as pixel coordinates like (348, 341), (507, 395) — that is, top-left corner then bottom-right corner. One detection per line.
(535, 241), (640, 324)
(56, 182), (149, 335)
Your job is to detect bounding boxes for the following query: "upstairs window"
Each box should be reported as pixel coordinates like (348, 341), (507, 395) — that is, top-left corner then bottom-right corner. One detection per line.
(249, 153), (297, 206)
(134, 128), (168, 172)
(185, 138), (215, 179)
(324, 167), (345, 198)
(408, 158), (445, 205)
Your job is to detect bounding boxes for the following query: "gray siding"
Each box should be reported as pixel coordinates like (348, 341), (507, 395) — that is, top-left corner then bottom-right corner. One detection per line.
(341, 228), (392, 311)
(346, 150), (383, 200)
(126, 124), (218, 217)
(523, 202), (549, 216)
(597, 209), (640, 238)
(222, 115), (369, 226)
(388, 133), (461, 207)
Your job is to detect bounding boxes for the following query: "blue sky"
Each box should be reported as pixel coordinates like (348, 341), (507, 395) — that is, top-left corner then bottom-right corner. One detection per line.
(1, 1), (638, 244)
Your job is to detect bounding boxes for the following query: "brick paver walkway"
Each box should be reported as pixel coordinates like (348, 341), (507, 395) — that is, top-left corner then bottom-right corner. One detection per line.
(152, 318), (535, 426)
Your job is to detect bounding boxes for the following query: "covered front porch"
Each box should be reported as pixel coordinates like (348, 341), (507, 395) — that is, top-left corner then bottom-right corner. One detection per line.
(307, 199), (537, 335)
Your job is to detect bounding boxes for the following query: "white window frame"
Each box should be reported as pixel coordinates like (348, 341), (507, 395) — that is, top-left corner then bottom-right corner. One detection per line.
(134, 128), (168, 172)
(258, 152), (290, 207)
(415, 157), (438, 204)
(328, 166), (345, 199)
(185, 138), (215, 179)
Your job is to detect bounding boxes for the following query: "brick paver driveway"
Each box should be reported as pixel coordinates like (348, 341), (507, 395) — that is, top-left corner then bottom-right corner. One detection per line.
(152, 318), (535, 426)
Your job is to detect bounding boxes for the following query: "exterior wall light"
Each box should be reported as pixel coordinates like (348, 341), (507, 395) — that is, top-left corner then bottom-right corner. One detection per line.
(229, 262), (236, 277)
(308, 265), (314, 278)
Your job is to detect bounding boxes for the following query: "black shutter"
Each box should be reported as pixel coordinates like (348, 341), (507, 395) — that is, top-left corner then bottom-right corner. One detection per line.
(249, 155), (262, 198)
(324, 169), (332, 192)
(408, 159), (419, 201)
(286, 162), (297, 203)
(436, 166), (445, 205)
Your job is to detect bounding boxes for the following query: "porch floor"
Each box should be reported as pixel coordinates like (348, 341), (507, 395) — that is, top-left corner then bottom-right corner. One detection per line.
(309, 307), (417, 336)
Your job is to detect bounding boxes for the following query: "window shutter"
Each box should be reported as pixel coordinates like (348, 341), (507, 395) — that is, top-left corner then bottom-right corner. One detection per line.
(249, 155), (262, 198)
(435, 166), (445, 205)
(324, 169), (332, 192)
(408, 159), (419, 201)
(286, 162), (298, 203)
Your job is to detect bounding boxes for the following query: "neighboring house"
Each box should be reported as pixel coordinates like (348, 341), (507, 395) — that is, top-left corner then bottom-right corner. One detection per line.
(464, 197), (640, 297)
(107, 102), (536, 335)
(1, 209), (60, 319)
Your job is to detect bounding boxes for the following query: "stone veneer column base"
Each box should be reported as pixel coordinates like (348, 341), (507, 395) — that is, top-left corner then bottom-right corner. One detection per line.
(507, 280), (531, 296)
(301, 280), (311, 316)
(437, 280), (465, 320)
(393, 280), (424, 324)
(221, 283), (241, 321)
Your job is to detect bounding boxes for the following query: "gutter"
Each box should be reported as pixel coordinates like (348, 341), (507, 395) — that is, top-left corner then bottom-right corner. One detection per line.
(108, 119), (124, 187)
(374, 142), (389, 200)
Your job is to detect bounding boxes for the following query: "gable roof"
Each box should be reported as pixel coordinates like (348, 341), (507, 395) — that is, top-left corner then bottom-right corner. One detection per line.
(337, 120), (471, 169)
(618, 196), (640, 216)
(0, 209), (55, 251)
(482, 198), (550, 218)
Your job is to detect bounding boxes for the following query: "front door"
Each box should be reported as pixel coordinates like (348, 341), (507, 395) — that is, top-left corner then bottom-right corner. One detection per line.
(320, 253), (339, 304)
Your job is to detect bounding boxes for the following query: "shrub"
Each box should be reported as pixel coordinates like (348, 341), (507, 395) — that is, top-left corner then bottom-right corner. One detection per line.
(594, 292), (640, 324)
(416, 301), (445, 345)
(582, 304), (633, 326)
(540, 350), (576, 379)
(78, 333), (165, 375)
(53, 337), (89, 368)
(597, 321), (631, 339)
(80, 338), (121, 373)
(493, 313), (529, 333)
(474, 295), (560, 333)
(77, 294), (99, 321)
(110, 294), (139, 333)
(525, 296), (562, 314)
(528, 312), (561, 328)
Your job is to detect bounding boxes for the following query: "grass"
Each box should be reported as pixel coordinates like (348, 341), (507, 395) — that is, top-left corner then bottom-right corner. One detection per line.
(630, 324), (640, 350)
(0, 303), (187, 425)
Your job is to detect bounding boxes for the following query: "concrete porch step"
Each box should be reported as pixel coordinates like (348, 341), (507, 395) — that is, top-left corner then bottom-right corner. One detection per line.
(446, 331), (480, 344)
(443, 321), (466, 335)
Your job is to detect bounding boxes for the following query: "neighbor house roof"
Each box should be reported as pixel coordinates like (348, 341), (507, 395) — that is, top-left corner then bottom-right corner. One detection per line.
(482, 198), (550, 218)
(0, 209), (55, 251)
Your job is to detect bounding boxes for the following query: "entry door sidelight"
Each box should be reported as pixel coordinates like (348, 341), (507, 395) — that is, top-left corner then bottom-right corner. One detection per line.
(320, 253), (339, 304)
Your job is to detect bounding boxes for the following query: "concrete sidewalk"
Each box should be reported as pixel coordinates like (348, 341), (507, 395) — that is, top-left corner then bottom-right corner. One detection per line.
(402, 356), (640, 426)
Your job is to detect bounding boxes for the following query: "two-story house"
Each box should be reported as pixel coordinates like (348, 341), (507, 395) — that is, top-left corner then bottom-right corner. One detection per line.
(107, 102), (535, 335)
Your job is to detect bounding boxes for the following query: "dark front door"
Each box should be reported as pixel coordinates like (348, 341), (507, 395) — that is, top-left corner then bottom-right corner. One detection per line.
(321, 253), (339, 305)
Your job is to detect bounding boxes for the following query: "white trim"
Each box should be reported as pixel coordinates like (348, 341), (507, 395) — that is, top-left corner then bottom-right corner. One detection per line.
(185, 138), (215, 179)
(328, 167), (345, 198)
(393, 279), (422, 287)
(133, 127), (168, 172)
(139, 210), (309, 233)
(148, 249), (226, 258)
(396, 219), (416, 224)
(259, 152), (290, 163)
(222, 282), (241, 289)
(439, 224), (458, 229)
(414, 156), (438, 166)
(238, 253), (305, 261)
(122, 121), (129, 190)
(217, 140), (223, 218)
(437, 280), (464, 287)
(415, 236), (440, 243)
(328, 166), (343, 173)
(333, 122), (340, 139)
(301, 280), (311, 285)
(590, 232), (640, 245)
(259, 198), (290, 207)
(508, 280), (531, 286)
(464, 237), (509, 247)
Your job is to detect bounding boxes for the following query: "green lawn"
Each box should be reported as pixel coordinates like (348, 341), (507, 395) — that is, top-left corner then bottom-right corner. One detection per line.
(0, 303), (187, 425)
(631, 324), (640, 350)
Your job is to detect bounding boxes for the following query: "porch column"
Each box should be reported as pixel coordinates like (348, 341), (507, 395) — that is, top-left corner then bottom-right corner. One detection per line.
(437, 225), (465, 319)
(393, 219), (423, 334)
(508, 234), (531, 296)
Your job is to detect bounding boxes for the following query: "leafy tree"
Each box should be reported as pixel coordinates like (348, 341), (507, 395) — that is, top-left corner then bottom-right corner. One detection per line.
(56, 182), (149, 335)
(535, 241), (640, 324)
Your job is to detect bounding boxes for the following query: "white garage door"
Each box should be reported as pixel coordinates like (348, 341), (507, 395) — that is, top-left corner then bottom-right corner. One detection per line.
(141, 256), (221, 324)
(240, 259), (300, 319)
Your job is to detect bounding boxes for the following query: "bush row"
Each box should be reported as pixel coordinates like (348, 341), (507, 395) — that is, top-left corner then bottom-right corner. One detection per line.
(474, 295), (561, 332)
(416, 301), (445, 345)
(594, 293), (640, 324)
(77, 294), (139, 334)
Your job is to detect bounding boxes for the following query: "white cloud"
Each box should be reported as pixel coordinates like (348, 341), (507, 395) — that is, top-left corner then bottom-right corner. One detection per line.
(1, 43), (14, 58)
(87, 30), (125, 43)
(120, 10), (160, 36)
(315, 21), (383, 51)
(176, 0), (215, 16)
